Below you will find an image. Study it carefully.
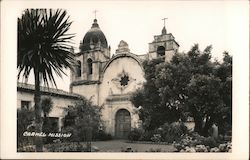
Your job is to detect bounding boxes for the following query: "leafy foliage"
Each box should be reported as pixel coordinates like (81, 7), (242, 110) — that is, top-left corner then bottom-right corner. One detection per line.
(62, 97), (105, 142)
(128, 128), (144, 141)
(131, 44), (232, 136)
(17, 108), (35, 148)
(173, 132), (232, 152)
(157, 122), (188, 143)
(17, 9), (75, 86)
(41, 97), (53, 117)
(45, 142), (87, 152)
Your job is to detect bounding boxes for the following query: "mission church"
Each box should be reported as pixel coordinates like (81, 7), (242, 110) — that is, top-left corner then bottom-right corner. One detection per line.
(17, 17), (180, 138)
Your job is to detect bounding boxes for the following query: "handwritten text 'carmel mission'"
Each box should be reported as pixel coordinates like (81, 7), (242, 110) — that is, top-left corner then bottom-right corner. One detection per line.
(23, 131), (72, 138)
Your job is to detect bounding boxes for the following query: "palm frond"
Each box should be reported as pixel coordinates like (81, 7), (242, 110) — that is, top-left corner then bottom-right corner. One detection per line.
(18, 9), (75, 87)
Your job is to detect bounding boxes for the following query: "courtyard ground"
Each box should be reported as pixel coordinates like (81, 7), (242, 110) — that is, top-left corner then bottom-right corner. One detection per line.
(91, 140), (176, 152)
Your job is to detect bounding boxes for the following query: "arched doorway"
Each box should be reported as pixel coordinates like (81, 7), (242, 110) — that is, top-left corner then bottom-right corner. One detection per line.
(115, 109), (131, 139)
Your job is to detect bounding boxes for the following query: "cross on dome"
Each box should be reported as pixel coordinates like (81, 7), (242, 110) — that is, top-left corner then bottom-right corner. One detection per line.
(93, 10), (98, 19)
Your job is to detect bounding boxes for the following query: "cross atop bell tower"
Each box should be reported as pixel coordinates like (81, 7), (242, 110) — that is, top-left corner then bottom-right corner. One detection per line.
(148, 17), (179, 62)
(161, 17), (168, 35)
(162, 17), (168, 27)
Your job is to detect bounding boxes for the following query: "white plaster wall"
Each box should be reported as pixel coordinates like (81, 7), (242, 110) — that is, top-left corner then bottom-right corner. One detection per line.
(165, 50), (175, 62)
(71, 84), (99, 105)
(17, 91), (77, 118)
(99, 56), (145, 135)
(48, 97), (76, 117)
(99, 56), (145, 105)
(17, 91), (35, 109)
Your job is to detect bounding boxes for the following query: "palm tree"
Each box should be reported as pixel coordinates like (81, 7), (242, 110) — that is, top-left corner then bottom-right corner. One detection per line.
(17, 9), (75, 151)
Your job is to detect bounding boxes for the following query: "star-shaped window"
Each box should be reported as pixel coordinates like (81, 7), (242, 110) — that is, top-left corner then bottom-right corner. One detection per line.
(120, 75), (129, 86)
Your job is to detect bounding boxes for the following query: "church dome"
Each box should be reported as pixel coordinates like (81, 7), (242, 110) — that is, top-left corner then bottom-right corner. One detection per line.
(81, 19), (108, 52)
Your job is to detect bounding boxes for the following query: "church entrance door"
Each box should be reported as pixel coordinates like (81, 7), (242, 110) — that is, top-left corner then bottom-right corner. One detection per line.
(115, 109), (131, 139)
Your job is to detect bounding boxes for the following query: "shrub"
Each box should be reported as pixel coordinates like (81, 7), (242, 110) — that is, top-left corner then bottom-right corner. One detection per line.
(128, 128), (143, 141)
(173, 132), (231, 152)
(93, 130), (112, 141)
(43, 117), (59, 144)
(150, 134), (162, 142)
(158, 122), (188, 143)
(17, 108), (35, 148)
(45, 142), (87, 152)
(61, 98), (103, 142)
(201, 136), (217, 148)
(139, 130), (154, 141)
(60, 126), (80, 142)
(17, 145), (36, 152)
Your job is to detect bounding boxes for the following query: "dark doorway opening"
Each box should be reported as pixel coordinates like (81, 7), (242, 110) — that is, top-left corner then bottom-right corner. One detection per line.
(115, 109), (131, 139)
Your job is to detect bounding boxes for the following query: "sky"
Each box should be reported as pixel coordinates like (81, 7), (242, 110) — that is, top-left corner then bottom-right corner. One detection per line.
(6, 0), (249, 91)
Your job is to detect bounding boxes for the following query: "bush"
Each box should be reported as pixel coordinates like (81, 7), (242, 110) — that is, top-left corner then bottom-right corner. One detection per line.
(201, 136), (217, 148)
(139, 130), (155, 141)
(45, 142), (87, 152)
(158, 122), (188, 143)
(173, 132), (231, 152)
(150, 134), (162, 142)
(128, 128), (143, 141)
(60, 126), (81, 142)
(17, 145), (36, 152)
(17, 108), (35, 148)
(43, 117), (59, 144)
(128, 122), (188, 143)
(93, 130), (112, 141)
(61, 98), (103, 142)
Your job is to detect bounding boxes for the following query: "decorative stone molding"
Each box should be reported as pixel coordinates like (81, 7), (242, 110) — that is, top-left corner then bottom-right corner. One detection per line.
(111, 69), (136, 91)
(70, 80), (101, 86)
(115, 40), (130, 54)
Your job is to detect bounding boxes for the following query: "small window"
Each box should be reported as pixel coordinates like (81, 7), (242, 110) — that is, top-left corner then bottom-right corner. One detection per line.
(21, 101), (30, 110)
(87, 58), (93, 75)
(120, 75), (130, 86)
(76, 60), (81, 77)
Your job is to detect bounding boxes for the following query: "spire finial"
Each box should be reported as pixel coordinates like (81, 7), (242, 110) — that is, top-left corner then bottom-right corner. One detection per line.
(93, 10), (98, 19)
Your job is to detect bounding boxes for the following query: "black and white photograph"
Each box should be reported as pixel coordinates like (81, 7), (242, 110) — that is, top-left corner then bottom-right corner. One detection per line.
(0, 0), (249, 159)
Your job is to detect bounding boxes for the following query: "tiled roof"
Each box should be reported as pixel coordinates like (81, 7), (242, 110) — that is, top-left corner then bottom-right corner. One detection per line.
(17, 82), (81, 99)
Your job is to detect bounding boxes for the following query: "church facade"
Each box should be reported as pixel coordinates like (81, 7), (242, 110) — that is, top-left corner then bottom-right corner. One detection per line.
(69, 18), (179, 138)
(17, 18), (180, 139)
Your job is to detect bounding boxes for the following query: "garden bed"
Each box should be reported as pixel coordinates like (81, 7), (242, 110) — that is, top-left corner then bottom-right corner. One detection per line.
(126, 140), (170, 145)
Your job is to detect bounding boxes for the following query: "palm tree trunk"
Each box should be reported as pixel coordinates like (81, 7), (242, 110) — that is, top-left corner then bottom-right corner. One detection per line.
(34, 69), (43, 152)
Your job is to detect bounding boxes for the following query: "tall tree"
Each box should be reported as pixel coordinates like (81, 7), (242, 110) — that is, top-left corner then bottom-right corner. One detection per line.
(17, 9), (75, 151)
(213, 52), (232, 136)
(132, 44), (232, 136)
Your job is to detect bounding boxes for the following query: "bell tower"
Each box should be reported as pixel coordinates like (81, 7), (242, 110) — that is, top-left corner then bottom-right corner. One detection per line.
(148, 18), (179, 62)
(70, 18), (111, 105)
(71, 18), (110, 84)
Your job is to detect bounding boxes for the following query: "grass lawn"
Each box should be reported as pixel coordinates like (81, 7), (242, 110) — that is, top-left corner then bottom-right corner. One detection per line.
(91, 140), (176, 152)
